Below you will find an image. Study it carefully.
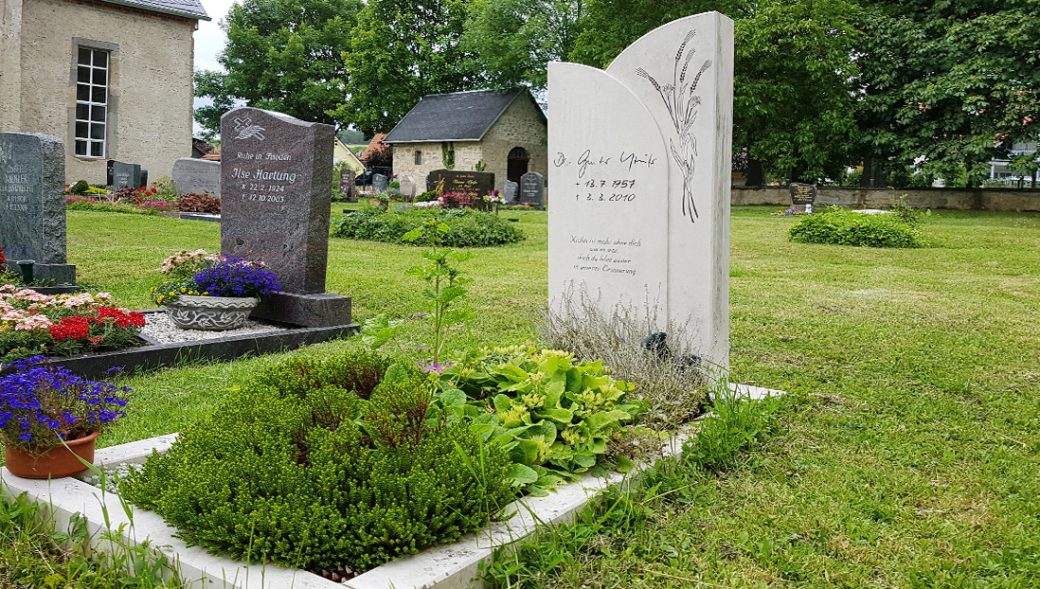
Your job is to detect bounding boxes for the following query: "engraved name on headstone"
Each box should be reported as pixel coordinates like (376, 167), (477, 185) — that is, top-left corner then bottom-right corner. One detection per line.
(789, 183), (817, 213)
(425, 169), (495, 197)
(519, 171), (545, 206)
(107, 160), (147, 189)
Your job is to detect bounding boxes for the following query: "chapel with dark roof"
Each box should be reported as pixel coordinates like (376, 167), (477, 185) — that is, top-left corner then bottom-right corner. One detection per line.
(383, 88), (547, 196)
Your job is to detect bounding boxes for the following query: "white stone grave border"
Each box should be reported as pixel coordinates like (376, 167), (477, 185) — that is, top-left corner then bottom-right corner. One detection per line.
(1, 383), (784, 589)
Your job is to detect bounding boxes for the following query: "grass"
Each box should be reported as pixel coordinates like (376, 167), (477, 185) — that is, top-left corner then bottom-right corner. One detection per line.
(8, 206), (1040, 586)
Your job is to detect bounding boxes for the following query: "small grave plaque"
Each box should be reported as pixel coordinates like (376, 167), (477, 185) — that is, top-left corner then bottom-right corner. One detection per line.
(0, 133), (77, 283)
(372, 173), (388, 194)
(789, 183), (816, 213)
(172, 158), (221, 196)
(519, 171), (545, 206)
(503, 180), (519, 200)
(426, 169), (495, 197)
(107, 160), (148, 189)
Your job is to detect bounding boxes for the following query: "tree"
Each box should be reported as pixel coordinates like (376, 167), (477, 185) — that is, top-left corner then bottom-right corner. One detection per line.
(193, 0), (360, 137)
(570, 0), (860, 183)
(193, 71), (235, 141)
(334, 0), (480, 136)
(855, 1), (1040, 187)
(461, 0), (584, 90)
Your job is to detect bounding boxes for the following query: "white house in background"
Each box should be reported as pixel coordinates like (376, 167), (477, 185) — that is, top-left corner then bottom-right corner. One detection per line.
(989, 141), (1039, 186)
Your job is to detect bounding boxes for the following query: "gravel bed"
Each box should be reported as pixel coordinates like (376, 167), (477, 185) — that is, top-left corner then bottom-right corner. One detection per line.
(142, 312), (289, 344)
(79, 463), (142, 489)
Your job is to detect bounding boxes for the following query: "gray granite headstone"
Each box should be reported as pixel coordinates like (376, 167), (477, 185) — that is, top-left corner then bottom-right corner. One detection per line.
(519, 171), (545, 207)
(338, 169), (357, 202)
(172, 158), (221, 196)
(0, 133), (76, 284)
(219, 107), (352, 327)
(372, 173), (388, 194)
(399, 175), (416, 198)
(503, 180), (519, 200)
(107, 160), (147, 189)
(425, 169), (496, 197)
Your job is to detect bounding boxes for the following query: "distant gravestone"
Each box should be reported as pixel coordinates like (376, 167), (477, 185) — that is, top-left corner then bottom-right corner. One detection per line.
(426, 169), (495, 197)
(172, 158), (221, 196)
(220, 107), (352, 327)
(339, 169), (357, 202)
(372, 173), (388, 194)
(0, 133), (77, 284)
(399, 175), (416, 198)
(789, 183), (817, 213)
(107, 160), (147, 189)
(503, 180), (519, 200)
(519, 171), (545, 207)
(548, 12), (733, 370)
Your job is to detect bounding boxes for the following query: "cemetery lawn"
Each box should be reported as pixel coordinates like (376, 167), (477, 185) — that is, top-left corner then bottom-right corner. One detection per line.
(23, 207), (1040, 586)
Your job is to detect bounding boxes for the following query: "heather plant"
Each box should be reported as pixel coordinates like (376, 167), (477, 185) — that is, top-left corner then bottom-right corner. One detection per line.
(122, 358), (513, 576)
(0, 357), (127, 450)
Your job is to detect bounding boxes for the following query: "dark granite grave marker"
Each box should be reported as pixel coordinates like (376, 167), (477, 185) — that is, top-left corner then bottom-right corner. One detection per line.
(426, 169), (495, 197)
(0, 133), (77, 284)
(789, 183), (816, 213)
(172, 158), (221, 196)
(339, 169), (357, 201)
(372, 173), (388, 194)
(107, 160), (148, 189)
(220, 107), (351, 327)
(519, 171), (545, 207)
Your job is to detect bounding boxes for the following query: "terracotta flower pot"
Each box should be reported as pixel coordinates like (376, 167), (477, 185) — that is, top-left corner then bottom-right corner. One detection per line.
(4, 431), (99, 479)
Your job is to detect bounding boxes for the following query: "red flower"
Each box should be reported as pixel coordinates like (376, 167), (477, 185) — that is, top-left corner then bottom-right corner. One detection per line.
(95, 307), (146, 328)
(0, 245), (6, 267)
(50, 316), (91, 341)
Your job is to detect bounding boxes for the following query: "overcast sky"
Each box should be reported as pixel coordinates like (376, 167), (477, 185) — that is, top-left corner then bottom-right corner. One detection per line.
(196, 0), (236, 72)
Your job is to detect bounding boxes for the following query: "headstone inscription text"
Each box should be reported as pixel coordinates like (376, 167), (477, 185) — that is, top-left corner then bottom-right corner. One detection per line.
(519, 171), (545, 206)
(789, 183), (817, 213)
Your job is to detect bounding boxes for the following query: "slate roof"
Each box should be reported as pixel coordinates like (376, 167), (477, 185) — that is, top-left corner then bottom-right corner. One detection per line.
(383, 89), (544, 143)
(100, 0), (210, 20)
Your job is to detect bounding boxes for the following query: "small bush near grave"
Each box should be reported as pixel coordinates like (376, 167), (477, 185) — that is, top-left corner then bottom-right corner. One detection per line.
(175, 193), (220, 214)
(789, 206), (923, 248)
(122, 349), (515, 576)
(332, 207), (524, 247)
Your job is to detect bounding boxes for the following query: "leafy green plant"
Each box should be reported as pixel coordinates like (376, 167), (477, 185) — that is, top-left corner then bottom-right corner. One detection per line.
(439, 344), (642, 495)
(682, 383), (786, 472)
(332, 207), (524, 247)
(357, 313), (402, 352)
(789, 206), (923, 248)
(405, 239), (472, 365)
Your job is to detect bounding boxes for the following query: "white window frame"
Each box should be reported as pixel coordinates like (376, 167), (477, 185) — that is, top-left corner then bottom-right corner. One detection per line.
(74, 47), (109, 159)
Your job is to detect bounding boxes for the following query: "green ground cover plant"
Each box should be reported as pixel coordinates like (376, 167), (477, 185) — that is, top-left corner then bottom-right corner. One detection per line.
(122, 349), (516, 575)
(2, 206), (1035, 587)
(332, 207), (525, 247)
(789, 206), (924, 248)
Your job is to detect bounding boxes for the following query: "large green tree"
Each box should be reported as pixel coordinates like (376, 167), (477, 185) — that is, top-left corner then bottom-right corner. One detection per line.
(333, 0), (479, 136)
(461, 0), (584, 90)
(193, 0), (359, 136)
(855, 0), (1040, 186)
(569, 0), (860, 183)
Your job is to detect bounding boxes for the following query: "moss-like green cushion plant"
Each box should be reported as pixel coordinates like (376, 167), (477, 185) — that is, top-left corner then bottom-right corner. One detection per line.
(789, 207), (923, 248)
(331, 207), (524, 247)
(122, 350), (514, 574)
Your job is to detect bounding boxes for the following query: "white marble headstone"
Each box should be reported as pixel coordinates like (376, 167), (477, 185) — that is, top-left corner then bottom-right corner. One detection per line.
(548, 11), (733, 370)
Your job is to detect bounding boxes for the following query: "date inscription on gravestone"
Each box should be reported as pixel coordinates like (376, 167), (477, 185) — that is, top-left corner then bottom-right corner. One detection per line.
(426, 169), (495, 197)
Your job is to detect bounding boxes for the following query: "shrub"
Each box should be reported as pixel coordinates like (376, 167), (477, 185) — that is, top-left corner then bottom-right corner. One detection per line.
(332, 208), (524, 247)
(68, 180), (90, 195)
(789, 206), (923, 248)
(176, 193), (220, 214)
(122, 354), (514, 575)
(251, 348), (391, 400)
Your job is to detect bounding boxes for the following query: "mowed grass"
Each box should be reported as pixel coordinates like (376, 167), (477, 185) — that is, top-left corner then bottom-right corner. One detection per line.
(64, 206), (1040, 586)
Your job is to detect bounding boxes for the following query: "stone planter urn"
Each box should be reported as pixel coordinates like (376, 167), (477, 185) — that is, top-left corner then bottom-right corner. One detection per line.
(165, 295), (259, 331)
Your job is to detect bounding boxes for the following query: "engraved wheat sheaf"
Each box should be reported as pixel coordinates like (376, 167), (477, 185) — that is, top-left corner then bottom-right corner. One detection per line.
(636, 29), (712, 223)
(232, 116), (266, 141)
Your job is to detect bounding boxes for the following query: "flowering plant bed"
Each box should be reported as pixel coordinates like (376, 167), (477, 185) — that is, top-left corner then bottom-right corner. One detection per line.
(0, 285), (145, 364)
(150, 250), (280, 307)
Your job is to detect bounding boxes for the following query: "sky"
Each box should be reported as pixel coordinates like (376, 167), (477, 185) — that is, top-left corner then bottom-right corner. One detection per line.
(195, 0), (237, 73)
